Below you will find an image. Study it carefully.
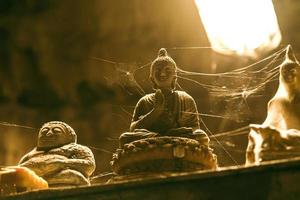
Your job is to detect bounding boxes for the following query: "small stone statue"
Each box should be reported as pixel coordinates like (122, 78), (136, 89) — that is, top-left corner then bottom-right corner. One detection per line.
(246, 45), (300, 164)
(111, 49), (217, 177)
(19, 121), (96, 187)
(119, 48), (209, 147)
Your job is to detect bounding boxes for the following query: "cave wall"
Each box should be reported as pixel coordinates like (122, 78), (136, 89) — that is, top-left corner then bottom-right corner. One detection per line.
(0, 0), (300, 173)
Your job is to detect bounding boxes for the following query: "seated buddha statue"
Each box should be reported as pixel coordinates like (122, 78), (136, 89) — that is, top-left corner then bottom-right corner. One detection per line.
(119, 48), (209, 147)
(246, 45), (300, 164)
(111, 49), (217, 176)
(19, 121), (96, 187)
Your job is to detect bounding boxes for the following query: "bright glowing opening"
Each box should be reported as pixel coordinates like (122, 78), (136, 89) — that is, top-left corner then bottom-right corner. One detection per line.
(194, 0), (282, 58)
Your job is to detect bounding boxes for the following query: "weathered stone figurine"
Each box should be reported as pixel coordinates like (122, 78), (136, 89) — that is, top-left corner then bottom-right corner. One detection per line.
(119, 48), (209, 146)
(246, 45), (300, 164)
(19, 121), (96, 187)
(111, 49), (217, 176)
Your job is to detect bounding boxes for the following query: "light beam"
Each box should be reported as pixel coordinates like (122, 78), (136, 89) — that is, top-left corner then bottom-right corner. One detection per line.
(195, 0), (282, 58)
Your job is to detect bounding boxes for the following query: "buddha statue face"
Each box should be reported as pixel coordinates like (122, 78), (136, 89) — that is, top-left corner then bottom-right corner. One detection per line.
(279, 45), (300, 95)
(37, 121), (76, 150)
(152, 64), (176, 89)
(280, 62), (300, 86)
(150, 48), (177, 90)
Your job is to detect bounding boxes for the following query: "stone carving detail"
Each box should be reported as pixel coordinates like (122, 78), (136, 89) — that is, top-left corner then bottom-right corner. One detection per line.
(112, 49), (217, 177)
(19, 121), (96, 187)
(111, 136), (217, 175)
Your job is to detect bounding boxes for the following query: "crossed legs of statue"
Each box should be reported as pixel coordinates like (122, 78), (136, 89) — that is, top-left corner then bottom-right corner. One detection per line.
(119, 128), (209, 147)
(119, 129), (159, 147)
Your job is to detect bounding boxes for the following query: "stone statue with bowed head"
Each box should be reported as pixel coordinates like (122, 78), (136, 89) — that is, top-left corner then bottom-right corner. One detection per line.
(19, 121), (96, 187)
(119, 48), (210, 147)
(246, 45), (300, 164)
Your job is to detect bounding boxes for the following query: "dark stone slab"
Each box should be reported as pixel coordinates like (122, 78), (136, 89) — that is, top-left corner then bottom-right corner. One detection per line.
(3, 157), (300, 200)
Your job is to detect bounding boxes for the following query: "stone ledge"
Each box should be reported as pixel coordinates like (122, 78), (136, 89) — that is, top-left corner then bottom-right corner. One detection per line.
(3, 156), (300, 200)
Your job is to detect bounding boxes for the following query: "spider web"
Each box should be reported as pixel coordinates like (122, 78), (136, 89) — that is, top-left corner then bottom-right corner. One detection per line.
(176, 46), (285, 122)
(0, 45), (292, 168)
(99, 45), (287, 126)
(92, 45), (290, 165)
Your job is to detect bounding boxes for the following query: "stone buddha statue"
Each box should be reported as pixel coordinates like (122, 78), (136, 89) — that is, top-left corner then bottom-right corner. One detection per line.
(19, 121), (96, 187)
(111, 49), (217, 176)
(246, 45), (300, 164)
(119, 48), (209, 147)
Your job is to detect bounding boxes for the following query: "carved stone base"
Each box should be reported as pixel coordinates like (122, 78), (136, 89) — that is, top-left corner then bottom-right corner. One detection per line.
(246, 126), (300, 165)
(248, 148), (300, 165)
(111, 137), (217, 175)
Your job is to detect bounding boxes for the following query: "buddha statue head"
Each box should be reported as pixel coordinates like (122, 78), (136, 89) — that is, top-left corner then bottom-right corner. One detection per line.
(150, 48), (177, 90)
(278, 45), (300, 97)
(37, 121), (77, 150)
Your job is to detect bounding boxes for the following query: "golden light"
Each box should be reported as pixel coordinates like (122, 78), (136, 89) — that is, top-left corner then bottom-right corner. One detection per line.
(194, 0), (282, 58)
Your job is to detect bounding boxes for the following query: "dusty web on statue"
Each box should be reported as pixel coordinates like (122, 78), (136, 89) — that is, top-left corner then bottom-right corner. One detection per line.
(0, 45), (294, 171)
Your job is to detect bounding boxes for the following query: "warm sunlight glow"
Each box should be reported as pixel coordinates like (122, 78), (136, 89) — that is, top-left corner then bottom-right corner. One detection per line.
(195, 0), (282, 58)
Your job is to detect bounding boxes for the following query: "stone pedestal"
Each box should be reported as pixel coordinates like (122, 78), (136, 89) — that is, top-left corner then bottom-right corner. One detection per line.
(110, 137), (217, 180)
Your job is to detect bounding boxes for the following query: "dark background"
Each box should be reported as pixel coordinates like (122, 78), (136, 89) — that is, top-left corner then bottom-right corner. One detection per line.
(0, 0), (299, 175)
